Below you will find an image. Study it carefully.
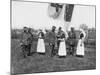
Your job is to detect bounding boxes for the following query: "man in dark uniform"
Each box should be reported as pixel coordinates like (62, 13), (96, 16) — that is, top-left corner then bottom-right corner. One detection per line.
(49, 26), (57, 57)
(20, 27), (33, 58)
(68, 27), (76, 55)
(27, 28), (33, 56)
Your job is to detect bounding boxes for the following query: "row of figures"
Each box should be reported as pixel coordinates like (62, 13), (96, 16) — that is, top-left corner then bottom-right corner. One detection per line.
(20, 26), (86, 58)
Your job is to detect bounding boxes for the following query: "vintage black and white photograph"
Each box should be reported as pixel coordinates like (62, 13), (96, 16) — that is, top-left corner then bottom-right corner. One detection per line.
(11, 0), (96, 74)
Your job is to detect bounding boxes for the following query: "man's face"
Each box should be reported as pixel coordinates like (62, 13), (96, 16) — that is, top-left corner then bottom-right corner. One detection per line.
(71, 28), (74, 32)
(52, 27), (56, 32)
(40, 30), (42, 32)
(24, 27), (28, 32)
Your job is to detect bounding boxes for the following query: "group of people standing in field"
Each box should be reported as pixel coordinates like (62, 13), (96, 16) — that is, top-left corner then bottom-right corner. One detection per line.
(20, 26), (86, 58)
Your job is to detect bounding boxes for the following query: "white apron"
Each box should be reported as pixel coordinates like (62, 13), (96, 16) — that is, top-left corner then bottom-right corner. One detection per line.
(76, 39), (84, 56)
(58, 39), (67, 56)
(76, 29), (86, 56)
(37, 38), (45, 53)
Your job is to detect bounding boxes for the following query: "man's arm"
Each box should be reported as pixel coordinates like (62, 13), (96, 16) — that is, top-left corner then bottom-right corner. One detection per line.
(74, 33), (76, 39)
(20, 32), (24, 45)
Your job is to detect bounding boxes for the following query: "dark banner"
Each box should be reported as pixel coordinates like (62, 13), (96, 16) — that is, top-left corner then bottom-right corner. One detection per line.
(64, 4), (74, 22)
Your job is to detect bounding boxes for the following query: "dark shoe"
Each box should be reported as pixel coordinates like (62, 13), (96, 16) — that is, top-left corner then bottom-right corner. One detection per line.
(76, 55), (84, 58)
(58, 56), (66, 58)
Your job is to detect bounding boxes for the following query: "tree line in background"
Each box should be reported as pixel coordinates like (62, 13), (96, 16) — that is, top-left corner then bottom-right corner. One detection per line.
(11, 24), (96, 48)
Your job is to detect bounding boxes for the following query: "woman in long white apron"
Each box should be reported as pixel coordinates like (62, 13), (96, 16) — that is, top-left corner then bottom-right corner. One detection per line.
(58, 32), (67, 57)
(37, 30), (45, 54)
(76, 29), (86, 57)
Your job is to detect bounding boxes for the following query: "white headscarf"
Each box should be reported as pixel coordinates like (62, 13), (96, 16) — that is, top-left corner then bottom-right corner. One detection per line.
(79, 28), (86, 40)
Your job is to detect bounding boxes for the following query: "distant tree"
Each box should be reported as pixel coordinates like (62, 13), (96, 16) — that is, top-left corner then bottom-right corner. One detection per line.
(79, 24), (88, 31)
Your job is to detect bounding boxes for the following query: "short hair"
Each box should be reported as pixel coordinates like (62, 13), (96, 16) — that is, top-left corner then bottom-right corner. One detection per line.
(59, 27), (62, 30)
(23, 26), (27, 29)
(71, 27), (74, 30)
(52, 26), (56, 29)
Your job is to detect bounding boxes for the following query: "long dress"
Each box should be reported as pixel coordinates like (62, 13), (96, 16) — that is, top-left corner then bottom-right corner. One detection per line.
(58, 38), (67, 56)
(76, 29), (86, 56)
(37, 32), (45, 53)
(76, 39), (84, 56)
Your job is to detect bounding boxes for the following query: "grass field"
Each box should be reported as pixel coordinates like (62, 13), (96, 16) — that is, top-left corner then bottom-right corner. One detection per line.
(11, 39), (96, 74)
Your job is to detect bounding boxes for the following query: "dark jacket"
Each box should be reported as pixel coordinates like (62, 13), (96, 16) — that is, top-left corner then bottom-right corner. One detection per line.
(68, 31), (76, 46)
(49, 31), (57, 44)
(21, 31), (33, 45)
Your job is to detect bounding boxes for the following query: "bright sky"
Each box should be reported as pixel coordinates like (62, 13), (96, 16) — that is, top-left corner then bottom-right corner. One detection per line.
(70, 5), (95, 29)
(12, 1), (95, 30)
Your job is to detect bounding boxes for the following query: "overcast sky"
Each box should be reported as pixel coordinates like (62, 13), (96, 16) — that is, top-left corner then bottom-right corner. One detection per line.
(12, 1), (95, 30)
